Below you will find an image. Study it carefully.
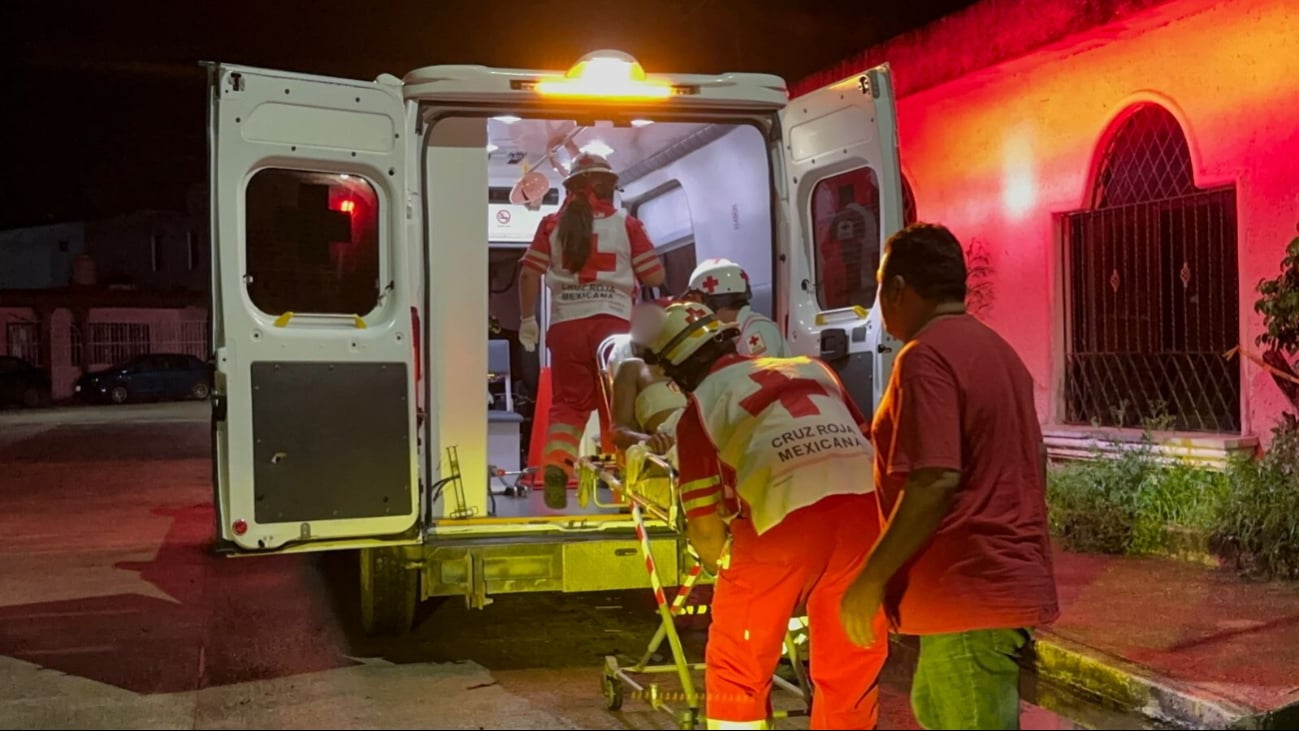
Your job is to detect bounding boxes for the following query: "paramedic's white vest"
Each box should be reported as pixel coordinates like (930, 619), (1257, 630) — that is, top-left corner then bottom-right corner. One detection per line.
(547, 210), (639, 325)
(691, 355), (875, 535)
(736, 305), (787, 358)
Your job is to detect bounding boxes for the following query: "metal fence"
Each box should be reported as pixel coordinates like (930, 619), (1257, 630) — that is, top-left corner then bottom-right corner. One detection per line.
(73, 320), (209, 368)
(5, 317), (209, 370)
(1063, 104), (1240, 433)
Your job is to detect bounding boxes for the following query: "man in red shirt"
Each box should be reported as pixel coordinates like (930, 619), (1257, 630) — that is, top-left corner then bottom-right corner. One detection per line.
(839, 223), (1059, 730)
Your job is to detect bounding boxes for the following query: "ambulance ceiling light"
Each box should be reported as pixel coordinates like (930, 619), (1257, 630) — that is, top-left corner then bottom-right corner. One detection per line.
(580, 140), (614, 157)
(631, 119), (655, 127)
(535, 50), (671, 100)
(493, 115), (522, 124)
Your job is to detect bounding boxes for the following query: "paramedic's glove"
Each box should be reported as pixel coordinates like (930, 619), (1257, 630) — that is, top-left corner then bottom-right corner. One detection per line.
(519, 316), (539, 353)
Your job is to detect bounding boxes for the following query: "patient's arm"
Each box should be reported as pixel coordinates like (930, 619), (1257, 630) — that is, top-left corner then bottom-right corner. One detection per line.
(611, 359), (653, 450)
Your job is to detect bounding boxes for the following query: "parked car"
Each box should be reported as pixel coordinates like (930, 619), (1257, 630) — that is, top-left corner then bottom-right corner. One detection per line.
(0, 355), (52, 408)
(76, 353), (212, 405)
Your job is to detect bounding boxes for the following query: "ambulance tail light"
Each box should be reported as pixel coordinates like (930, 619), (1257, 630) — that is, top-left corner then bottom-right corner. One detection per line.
(534, 50), (672, 100)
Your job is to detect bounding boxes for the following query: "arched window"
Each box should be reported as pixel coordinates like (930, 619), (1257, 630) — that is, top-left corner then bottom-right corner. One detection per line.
(1063, 104), (1240, 432)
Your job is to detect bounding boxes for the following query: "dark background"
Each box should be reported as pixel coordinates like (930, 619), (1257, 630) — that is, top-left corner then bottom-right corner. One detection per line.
(0, 0), (973, 230)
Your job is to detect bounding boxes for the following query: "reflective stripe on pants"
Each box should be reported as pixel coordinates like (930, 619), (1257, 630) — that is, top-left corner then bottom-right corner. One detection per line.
(706, 493), (889, 730)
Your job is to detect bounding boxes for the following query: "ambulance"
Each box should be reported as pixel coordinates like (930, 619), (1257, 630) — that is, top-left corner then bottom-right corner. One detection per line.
(206, 50), (906, 634)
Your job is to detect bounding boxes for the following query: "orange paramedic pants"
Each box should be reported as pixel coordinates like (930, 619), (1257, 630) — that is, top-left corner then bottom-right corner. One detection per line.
(706, 493), (889, 729)
(542, 315), (628, 478)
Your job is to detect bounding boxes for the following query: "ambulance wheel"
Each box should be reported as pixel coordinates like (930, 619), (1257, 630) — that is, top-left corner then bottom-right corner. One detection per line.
(601, 672), (624, 711)
(359, 546), (418, 636)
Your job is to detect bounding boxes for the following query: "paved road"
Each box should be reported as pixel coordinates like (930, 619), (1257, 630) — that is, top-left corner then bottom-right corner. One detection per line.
(0, 403), (1078, 729)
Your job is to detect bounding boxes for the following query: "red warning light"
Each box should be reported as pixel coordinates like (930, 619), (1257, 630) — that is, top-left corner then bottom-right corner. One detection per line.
(339, 199), (356, 214)
(233, 520), (248, 536)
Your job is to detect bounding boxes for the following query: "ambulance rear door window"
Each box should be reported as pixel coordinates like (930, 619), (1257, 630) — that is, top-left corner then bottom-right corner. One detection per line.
(244, 168), (382, 317)
(810, 167), (881, 311)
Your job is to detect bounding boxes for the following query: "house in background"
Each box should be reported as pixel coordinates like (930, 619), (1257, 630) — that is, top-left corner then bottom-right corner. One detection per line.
(0, 189), (211, 399)
(0, 221), (87, 291)
(794, 0), (1299, 462)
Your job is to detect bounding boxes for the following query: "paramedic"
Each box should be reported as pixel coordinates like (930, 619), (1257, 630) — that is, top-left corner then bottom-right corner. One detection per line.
(648, 301), (888, 731)
(518, 153), (666, 510)
(839, 223), (1059, 730)
(609, 299), (685, 455)
(683, 258), (787, 357)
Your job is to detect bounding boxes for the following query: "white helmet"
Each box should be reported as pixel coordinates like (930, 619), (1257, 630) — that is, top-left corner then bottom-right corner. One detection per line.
(563, 152), (617, 187)
(649, 302), (738, 367)
(687, 257), (750, 297)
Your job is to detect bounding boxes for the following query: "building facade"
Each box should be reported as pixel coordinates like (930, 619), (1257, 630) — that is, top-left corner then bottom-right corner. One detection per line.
(0, 193), (211, 400)
(796, 0), (1299, 458)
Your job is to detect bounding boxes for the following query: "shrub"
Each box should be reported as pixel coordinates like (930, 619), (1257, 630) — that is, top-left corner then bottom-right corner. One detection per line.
(1217, 415), (1299, 580)
(1047, 426), (1228, 556)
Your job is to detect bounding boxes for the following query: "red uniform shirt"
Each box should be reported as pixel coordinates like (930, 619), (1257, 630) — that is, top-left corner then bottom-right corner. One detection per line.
(871, 314), (1059, 635)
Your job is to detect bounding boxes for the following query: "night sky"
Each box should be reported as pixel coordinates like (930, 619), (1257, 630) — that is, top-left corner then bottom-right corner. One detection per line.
(0, 0), (973, 230)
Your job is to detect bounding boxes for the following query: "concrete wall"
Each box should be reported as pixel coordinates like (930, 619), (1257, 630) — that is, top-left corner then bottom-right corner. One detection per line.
(799, 0), (1299, 441)
(0, 211), (208, 293)
(84, 211), (208, 293)
(0, 222), (86, 290)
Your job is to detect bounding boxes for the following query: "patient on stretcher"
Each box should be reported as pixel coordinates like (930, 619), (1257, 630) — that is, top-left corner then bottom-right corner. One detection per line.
(609, 300), (686, 457)
(611, 353), (685, 454)
(594, 302), (686, 510)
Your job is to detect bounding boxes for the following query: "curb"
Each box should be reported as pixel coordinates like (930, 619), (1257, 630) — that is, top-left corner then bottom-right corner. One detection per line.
(888, 633), (1299, 730)
(1031, 634), (1251, 729)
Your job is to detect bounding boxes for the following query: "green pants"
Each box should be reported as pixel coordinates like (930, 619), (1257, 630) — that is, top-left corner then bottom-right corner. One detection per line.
(911, 628), (1030, 730)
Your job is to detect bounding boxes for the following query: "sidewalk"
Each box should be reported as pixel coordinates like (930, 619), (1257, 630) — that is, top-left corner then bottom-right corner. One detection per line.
(890, 549), (1299, 729)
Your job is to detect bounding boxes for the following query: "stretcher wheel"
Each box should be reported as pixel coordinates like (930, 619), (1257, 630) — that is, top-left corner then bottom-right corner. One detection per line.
(601, 672), (625, 711)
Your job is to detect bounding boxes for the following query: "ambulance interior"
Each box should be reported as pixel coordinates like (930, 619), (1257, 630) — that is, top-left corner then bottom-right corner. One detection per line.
(479, 113), (886, 518)
(483, 117), (765, 500)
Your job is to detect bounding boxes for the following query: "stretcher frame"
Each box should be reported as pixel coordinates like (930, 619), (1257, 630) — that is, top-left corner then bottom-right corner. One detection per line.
(578, 337), (812, 729)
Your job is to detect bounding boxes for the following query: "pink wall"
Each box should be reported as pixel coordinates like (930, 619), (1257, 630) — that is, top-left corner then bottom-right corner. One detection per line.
(1, 306), (208, 399)
(876, 0), (1299, 439)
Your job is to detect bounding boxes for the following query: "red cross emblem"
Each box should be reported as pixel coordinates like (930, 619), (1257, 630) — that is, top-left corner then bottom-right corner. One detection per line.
(682, 305), (710, 323)
(739, 371), (826, 418)
(749, 334), (762, 348)
(701, 276), (720, 293)
(574, 234), (618, 284)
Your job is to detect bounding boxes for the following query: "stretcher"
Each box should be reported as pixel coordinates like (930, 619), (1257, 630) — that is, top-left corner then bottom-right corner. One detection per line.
(575, 336), (812, 730)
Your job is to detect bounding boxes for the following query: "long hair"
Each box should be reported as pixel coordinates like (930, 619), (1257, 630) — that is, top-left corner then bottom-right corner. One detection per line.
(558, 175), (616, 273)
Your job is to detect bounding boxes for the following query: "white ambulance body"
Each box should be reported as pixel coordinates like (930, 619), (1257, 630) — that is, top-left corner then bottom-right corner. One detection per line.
(207, 51), (905, 633)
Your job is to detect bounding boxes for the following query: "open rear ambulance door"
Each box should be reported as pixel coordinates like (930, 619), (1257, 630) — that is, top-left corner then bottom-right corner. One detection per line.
(779, 64), (906, 416)
(208, 64), (421, 554)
